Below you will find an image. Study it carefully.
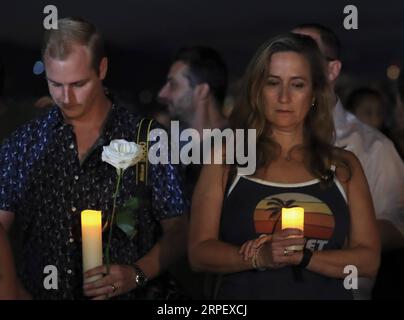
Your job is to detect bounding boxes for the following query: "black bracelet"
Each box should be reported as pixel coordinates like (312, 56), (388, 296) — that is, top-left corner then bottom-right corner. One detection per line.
(297, 248), (313, 268)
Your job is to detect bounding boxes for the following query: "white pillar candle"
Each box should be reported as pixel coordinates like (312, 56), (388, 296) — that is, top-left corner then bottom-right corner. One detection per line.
(81, 210), (103, 283)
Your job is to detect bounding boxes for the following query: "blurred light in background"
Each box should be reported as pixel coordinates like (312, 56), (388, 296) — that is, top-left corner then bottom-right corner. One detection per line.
(387, 65), (400, 80)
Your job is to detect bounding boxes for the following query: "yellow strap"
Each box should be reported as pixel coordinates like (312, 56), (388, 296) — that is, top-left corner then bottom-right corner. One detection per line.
(145, 119), (154, 185)
(135, 118), (154, 186)
(135, 118), (145, 185)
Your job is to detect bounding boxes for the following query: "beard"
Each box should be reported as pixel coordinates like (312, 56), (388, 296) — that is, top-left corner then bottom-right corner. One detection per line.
(168, 92), (194, 124)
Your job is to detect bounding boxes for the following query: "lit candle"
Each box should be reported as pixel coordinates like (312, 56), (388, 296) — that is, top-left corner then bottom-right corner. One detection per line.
(81, 210), (103, 283)
(282, 207), (304, 251)
(282, 207), (304, 231)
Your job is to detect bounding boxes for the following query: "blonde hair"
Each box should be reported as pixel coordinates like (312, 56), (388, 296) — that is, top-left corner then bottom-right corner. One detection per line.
(41, 17), (105, 73)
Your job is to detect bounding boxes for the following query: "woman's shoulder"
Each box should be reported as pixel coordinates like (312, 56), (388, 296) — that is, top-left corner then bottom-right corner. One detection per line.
(332, 147), (363, 182)
(333, 147), (361, 167)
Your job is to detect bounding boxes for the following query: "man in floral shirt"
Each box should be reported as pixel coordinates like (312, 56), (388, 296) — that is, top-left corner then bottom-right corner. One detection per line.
(0, 17), (188, 299)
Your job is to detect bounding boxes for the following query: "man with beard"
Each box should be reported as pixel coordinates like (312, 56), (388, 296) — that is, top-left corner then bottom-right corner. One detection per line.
(158, 46), (228, 298)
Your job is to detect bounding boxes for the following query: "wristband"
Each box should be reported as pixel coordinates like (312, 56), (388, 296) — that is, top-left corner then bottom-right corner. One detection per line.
(297, 248), (313, 268)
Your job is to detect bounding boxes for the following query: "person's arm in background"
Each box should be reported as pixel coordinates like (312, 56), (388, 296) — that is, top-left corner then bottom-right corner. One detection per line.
(132, 215), (188, 281)
(0, 136), (30, 299)
(0, 211), (31, 299)
(365, 139), (404, 251)
(0, 220), (17, 299)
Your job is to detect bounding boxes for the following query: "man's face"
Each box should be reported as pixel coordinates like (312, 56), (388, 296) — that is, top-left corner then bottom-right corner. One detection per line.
(158, 61), (195, 122)
(45, 44), (106, 122)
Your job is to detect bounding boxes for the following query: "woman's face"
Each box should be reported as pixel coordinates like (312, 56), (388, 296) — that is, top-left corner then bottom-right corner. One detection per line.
(262, 51), (314, 131)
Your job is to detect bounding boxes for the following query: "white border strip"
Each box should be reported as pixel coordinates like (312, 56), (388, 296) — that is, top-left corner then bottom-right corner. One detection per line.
(227, 175), (241, 197)
(334, 178), (348, 203)
(241, 176), (320, 188)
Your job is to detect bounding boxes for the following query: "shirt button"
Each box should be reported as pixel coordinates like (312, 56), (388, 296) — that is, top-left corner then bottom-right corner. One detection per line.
(69, 143), (74, 149)
(72, 207), (77, 212)
(69, 238), (74, 243)
(74, 175), (79, 181)
(67, 269), (72, 274)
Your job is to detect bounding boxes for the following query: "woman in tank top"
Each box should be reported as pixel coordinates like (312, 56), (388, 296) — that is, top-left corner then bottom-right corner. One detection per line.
(189, 33), (380, 299)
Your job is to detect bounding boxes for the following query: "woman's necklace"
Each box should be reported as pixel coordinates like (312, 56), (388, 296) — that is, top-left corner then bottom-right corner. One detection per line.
(283, 149), (292, 161)
(283, 144), (303, 161)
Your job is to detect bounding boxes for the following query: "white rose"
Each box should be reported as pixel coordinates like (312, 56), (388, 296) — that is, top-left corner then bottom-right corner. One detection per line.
(102, 139), (144, 171)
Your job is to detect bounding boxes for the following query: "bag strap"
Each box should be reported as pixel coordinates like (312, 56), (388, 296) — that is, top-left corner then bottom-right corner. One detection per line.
(135, 117), (154, 186)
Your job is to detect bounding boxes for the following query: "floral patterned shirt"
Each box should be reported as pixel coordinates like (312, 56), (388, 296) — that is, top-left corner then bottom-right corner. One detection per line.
(0, 104), (188, 299)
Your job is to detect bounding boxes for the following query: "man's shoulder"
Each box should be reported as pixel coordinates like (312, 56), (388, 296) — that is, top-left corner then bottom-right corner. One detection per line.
(112, 105), (156, 133)
(357, 120), (396, 153)
(336, 111), (404, 180)
(114, 106), (165, 136)
(337, 109), (395, 152)
(1, 107), (57, 148)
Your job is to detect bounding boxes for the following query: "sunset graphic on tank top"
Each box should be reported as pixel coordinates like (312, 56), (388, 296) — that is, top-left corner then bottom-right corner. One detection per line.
(254, 193), (335, 242)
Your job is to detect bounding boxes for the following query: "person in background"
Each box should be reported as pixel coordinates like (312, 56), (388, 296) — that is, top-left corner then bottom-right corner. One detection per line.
(158, 45), (229, 200)
(158, 46), (229, 298)
(293, 23), (404, 299)
(345, 87), (385, 130)
(158, 46), (228, 136)
(345, 87), (403, 160)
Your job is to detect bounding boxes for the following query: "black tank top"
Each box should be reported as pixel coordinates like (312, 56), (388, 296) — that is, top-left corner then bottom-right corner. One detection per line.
(218, 169), (353, 300)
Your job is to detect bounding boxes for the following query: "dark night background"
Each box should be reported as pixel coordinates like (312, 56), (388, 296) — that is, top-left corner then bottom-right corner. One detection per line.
(0, 0), (403, 137)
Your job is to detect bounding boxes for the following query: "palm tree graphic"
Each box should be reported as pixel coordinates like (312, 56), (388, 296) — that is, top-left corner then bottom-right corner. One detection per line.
(266, 197), (297, 234)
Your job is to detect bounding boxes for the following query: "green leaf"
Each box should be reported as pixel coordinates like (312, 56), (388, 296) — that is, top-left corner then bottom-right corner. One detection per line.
(116, 210), (137, 239)
(116, 197), (139, 239)
(123, 197), (140, 210)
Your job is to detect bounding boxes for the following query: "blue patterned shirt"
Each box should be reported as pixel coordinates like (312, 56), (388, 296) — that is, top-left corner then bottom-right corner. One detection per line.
(0, 104), (188, 299)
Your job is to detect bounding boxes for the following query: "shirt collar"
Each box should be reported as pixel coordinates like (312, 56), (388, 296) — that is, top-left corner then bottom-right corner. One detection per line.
(47, 105), (65, 129)
(47, 103), (118, 133)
